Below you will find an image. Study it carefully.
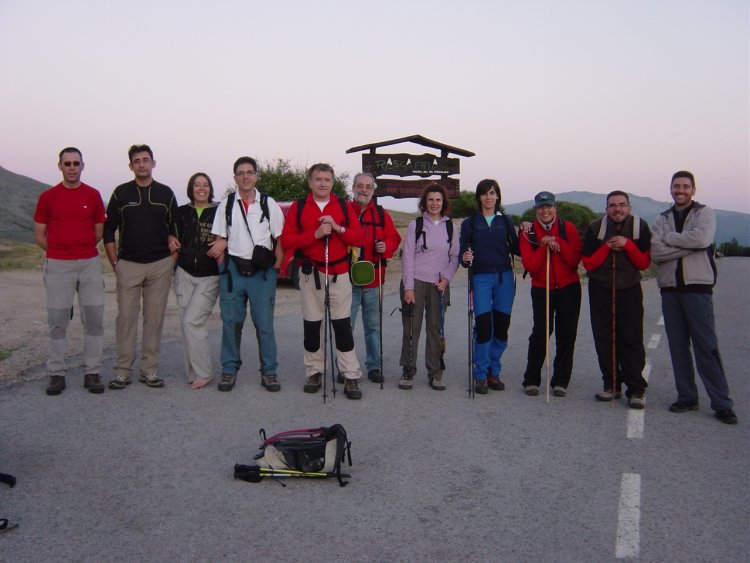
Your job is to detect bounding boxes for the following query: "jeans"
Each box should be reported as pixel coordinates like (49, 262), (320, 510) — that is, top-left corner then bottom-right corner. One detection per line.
(219, 259), (278, 377)
(661, 291), (732, 411)
(351, 285), (381, 374)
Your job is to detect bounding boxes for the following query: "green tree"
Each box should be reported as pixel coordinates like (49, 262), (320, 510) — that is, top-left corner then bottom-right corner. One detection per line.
(520, 201), (598, 236)
(249, 159), (349, 202)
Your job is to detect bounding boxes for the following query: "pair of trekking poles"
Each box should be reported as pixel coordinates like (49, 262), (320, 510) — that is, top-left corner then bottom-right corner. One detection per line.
(320, 237), (385, 403)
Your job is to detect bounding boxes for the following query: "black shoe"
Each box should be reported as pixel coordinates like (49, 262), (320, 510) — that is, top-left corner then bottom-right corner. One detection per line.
(261, 375), (280, 392)
(487, 376), (505, 391)
(336, 372), (344, 384)
(475, 379), (489, 395)
(218, 374), (236, 392)
(343, 378), (362, 400)
(84, 373), (104, 394)
(46, 375), (66, 396)
(669, 400), (699, 413)
(367, 369), (383, 383)
(715, 409), (738, 425)
(304, 373), (322, 393)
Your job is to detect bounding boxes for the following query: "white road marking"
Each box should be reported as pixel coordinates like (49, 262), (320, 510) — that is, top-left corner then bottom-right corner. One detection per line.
(657, 315), (664, 326)
(615, 473), (641, 559)
(647, 334), (661, 349)
(626, 362), (650, 439)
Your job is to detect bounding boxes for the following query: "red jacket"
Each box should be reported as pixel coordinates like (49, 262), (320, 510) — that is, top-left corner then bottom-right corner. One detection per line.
(350, 200), (402, 288)
(520, 218), (582, 289)
(280, 194), (363, 275)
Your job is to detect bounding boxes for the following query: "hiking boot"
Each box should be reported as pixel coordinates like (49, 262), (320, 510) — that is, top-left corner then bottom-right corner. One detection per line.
(552, 386), (567, 397)
(367, 369), (383, 383)
(343, 378), (362, 400)
(628, 393), (645, 409)
(218, 374), (236, 392)
(46, 375), (66, 396)
(524, 385), (539, 396)
(398, 371), (414, 390)
(595, 388), (622, 401)
(669, 400), (699, 413)
(429, 373), (446, 391)
(84, 373), (104, 395)
(715, 409), (738, 425)
(475, 379), (489, 395)
(108, 376), (131, 390)
(139, 374), (165, 388)
(304, 373), (322, 393)
(487, 376), (505, 391)
(261, 375), (280, 392)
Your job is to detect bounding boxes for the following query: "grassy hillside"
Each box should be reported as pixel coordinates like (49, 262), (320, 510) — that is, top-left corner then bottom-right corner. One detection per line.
(0, 165), (49, 242)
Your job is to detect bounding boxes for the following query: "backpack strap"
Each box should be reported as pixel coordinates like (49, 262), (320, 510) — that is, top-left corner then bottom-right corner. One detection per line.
(296, 195), (350, 229)
(415, 216), (453, 251)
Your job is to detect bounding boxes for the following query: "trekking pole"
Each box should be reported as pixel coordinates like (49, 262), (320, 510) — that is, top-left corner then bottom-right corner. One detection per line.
(439, 273), (446, 369)
(467, 250), (475, 398)
(408, 302), (415, 378)
(611, 252), (617, 408)
(377, 247), (384, 390)
(545, 246), (551, 405)
(322, 235), (333, 402)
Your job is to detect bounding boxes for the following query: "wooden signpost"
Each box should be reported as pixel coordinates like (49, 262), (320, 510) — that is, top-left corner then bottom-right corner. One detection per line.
(346, 134), (474, 200)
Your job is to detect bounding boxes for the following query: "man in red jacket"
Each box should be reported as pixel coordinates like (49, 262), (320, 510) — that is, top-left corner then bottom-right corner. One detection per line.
(582, 191), (651, 408)
(519, 191), (582, 397)
(280, 164), (364, 399)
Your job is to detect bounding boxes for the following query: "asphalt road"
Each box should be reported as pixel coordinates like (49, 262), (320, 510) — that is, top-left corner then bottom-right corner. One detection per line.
(1, 258), (748, 562)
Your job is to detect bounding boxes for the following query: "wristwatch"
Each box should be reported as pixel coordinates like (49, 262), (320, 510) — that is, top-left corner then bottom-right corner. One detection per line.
(339, 226), (346, 234)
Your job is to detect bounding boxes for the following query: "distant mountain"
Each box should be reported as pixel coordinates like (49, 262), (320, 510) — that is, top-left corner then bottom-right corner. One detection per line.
(504, 191), (750, 245)
(0, 166), (50, 242)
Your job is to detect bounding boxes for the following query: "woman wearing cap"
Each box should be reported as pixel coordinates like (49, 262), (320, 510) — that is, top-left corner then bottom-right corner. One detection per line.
(460, 179), (520, 394)
(518, 191), (582, 397)
(399, 183), (460, 391)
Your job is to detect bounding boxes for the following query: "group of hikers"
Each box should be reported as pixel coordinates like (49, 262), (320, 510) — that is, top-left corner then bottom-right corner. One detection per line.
(32, 144), (737, 425)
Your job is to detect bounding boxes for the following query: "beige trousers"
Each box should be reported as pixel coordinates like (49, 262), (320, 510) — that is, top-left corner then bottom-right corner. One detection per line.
(114, 256), (173, 379)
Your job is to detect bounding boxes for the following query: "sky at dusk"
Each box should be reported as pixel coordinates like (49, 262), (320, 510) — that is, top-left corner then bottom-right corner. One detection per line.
(1, 0), (748, 213)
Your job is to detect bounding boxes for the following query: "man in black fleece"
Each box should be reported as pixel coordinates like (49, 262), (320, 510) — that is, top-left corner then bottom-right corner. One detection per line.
(104, 144), (178, 390)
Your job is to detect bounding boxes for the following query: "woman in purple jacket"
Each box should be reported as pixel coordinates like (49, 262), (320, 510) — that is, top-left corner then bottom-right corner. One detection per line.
(399, 184), (460, 391)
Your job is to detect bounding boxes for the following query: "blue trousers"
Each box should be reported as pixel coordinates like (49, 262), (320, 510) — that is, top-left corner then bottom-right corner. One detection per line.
(351, 285), (381, 374)
(661, 291), (732, 411)
(219, 259), (278, 377)
(472, 271), (515, 380)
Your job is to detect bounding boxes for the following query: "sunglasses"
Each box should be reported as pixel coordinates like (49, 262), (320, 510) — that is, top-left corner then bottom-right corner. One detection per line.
(62, 161), (81, 167)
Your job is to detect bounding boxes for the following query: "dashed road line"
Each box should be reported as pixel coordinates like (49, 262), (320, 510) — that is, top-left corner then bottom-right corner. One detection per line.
(627, 362), (650, 439)
(647, 334), (661, 349)
(615, 473), (641, 559)
(657, 315), (664, 326)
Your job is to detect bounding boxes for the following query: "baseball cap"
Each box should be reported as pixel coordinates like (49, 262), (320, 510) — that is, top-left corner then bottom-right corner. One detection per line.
(534, 191), (556, 207)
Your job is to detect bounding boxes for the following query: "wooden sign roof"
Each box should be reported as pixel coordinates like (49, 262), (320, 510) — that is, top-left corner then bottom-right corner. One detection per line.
(346, 134), (475, 158)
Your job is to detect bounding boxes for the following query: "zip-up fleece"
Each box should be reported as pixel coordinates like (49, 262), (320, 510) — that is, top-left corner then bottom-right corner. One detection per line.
(175, 203), (220, 277)
(650, 202), (716, 288)
(520, 218), (582, 289)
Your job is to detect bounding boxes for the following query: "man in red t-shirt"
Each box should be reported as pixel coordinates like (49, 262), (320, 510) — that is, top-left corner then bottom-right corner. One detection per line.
(33, 147), (106, 396)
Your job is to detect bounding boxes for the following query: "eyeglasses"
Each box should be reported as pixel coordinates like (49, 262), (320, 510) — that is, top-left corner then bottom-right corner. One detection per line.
(235, 170), (257, 177)
(607, 203), (630, 209)
(355, 183), (374, 190)
(62, 161), (81, 167)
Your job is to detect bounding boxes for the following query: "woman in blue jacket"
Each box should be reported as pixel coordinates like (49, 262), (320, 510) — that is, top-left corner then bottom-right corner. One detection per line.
(460, 179), (520, 394)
